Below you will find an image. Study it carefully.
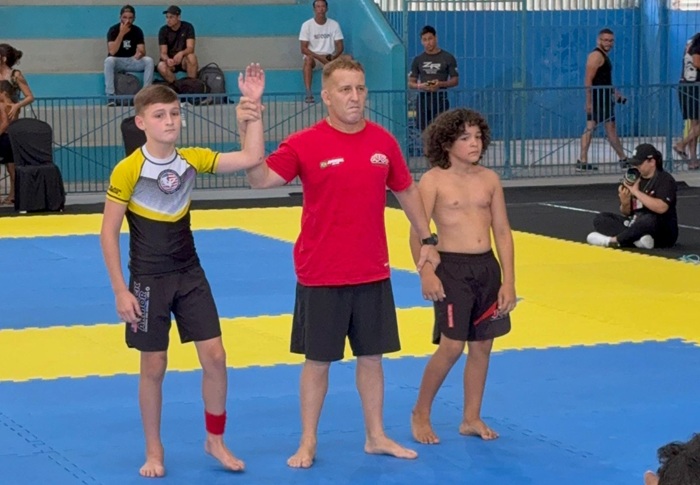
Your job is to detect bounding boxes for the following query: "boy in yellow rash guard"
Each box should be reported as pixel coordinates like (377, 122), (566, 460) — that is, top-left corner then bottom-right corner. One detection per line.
(100, 64), (265, 478)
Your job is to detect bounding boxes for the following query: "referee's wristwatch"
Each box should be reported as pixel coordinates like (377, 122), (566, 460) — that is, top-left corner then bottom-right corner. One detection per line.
(420, 233), (439, 246)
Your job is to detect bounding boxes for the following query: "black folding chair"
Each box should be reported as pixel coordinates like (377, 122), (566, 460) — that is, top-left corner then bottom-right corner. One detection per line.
(120, 116), (147, 157)
(7, 119), (65, 212)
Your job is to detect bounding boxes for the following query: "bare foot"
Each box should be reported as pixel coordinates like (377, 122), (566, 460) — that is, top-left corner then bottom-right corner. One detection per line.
(365, 435), (418, 460)
(139, 448), (165, 478)
(411, 411), (440, 444)
(459, 419), (499, 440)
(287, 437), (316, 468)
(205, 437), (245, 472)
(673, 145), (689, 159)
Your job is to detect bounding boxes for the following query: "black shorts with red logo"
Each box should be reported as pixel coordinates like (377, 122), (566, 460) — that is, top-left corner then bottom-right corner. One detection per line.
(432, 250), (511, 344)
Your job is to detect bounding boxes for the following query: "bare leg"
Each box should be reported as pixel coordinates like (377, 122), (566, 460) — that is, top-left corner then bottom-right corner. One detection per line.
(195, 337), (244, 472)
(157, 62), (176, 84)
(411, 336), (464, 444)
(287, 359), (330, 468)
(2, 163), (15, 203)
(183, 54), (199, 79)
(302, 57), (314, 95)
(357, 355), (417, 460)
(579, 120), (598, 163)
(139, 351), (167, 478)
(675, 120), (700, 154)
(683, 120), (700, 169)
(604, 121), (627, 160)
(459, 339), (498, 440)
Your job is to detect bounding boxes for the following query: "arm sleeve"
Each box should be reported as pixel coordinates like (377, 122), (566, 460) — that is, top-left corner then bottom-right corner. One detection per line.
(409, 56), (420, 79)
(186, 22), (196, 40)
(266, 141), (300, 183)
(299, 21), (309, 42)
(447, 54), (459, 77)
(106, 160), (137, 204)
(107, 25), (117, 42)
(181, 147), (219, 174)
(134, 26), (145, 45)
(652, 175), (677, 206)
(333, 21), (344, 40)
(385, 133), (413, 192)
(158, 26), (167, 45)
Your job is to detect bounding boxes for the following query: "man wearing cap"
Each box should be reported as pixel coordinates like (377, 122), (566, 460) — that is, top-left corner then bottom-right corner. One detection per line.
(104, 5), (154, 104)
(157, 5), (198, 83)
(587, 143), (678, 249)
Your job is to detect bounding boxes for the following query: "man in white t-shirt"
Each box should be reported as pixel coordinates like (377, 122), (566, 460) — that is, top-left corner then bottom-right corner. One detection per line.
(299, 0), (344, 103)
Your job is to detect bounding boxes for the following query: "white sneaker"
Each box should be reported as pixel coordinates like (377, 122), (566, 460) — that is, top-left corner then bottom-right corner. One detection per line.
(633, 235), (654, 249)
(587, 232), (612, 247)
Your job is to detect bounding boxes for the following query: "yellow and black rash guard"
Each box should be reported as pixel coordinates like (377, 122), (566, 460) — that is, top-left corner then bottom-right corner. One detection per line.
(106, 146), (219, 276)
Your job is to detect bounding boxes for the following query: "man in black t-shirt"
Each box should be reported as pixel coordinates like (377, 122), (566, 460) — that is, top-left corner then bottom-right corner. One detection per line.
(587, 144), (678, 249)
(104, 5), (154, 102)
(408, 26), (459, 132)
(157, 5), (199, 82)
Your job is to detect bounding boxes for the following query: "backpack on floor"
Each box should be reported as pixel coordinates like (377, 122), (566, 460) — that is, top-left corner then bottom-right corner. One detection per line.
(115, 72), (141, 95)
(198, 63), (228, 104)
(114, 72), (141, 106)
(171, 77), (209, 105)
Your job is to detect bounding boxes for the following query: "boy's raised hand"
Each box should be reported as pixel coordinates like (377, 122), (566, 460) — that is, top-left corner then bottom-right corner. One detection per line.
(238, 63), (265, 104)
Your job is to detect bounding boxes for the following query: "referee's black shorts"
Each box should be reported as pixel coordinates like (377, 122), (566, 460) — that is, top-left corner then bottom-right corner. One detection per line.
(291, 278), (400, 362)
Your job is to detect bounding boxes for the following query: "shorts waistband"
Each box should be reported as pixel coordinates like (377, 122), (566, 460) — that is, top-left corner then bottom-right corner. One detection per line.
(438, 249), (494, 263)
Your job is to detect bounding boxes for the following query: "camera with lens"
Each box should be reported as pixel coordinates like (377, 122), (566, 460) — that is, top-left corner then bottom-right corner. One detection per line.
(623, 166), (640, 184)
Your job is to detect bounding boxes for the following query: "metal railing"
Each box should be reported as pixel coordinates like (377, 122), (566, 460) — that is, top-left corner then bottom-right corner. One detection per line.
(1, 83), (694, 197)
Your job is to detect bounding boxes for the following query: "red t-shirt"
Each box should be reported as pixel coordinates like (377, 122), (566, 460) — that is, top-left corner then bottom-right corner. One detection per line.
(266, 120), (413, 286)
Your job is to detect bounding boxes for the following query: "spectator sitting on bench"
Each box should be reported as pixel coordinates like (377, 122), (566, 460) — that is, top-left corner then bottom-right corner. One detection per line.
(105, 5), (154, 105)
(299, 0), (344, 103)
(157, 5), (198, 83)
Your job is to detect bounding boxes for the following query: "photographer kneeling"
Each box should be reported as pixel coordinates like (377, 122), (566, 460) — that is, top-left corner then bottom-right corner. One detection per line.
(587, 143), (678, 249)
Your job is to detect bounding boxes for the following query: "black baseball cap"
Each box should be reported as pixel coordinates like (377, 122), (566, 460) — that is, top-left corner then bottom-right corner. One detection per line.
(163, 5), (181, 15)
(629, 143), (661, 166)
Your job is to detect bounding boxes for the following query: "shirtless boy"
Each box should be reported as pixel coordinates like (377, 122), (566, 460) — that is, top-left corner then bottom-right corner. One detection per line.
(409, 108), (517, 444)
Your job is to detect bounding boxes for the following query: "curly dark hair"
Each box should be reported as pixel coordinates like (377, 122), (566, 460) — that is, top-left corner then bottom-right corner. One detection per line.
(656, 433), (700, 485)
(422, 108), (491, 169)
(0, 44), (23, 68)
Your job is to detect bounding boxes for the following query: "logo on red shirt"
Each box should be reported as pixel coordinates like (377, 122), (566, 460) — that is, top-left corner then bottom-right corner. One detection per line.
(370, 153), (389, 165)
(320, 157), (344, 169)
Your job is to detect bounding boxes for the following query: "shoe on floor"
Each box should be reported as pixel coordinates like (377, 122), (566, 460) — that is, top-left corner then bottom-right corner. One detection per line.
(576, 160), (598, 172)
(304, 94), (315, 104)
(587, 232), (611, 247)
(633, 235), (654, 249)
(619, 158), (630, 169)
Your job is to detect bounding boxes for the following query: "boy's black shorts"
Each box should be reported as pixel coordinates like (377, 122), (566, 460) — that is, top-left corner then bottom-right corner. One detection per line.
(126, 264), (221, 352)
(291, 278), (400, 362)
(432, 251), (511, 344)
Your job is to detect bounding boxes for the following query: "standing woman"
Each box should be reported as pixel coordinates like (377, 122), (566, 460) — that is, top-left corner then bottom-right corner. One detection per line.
(0, 44), (35, 204)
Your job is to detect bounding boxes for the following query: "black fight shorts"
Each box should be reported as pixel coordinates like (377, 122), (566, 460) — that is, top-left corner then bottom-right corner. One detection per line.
(432, 251), (511, 344)
(126, 265), (221, 352)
